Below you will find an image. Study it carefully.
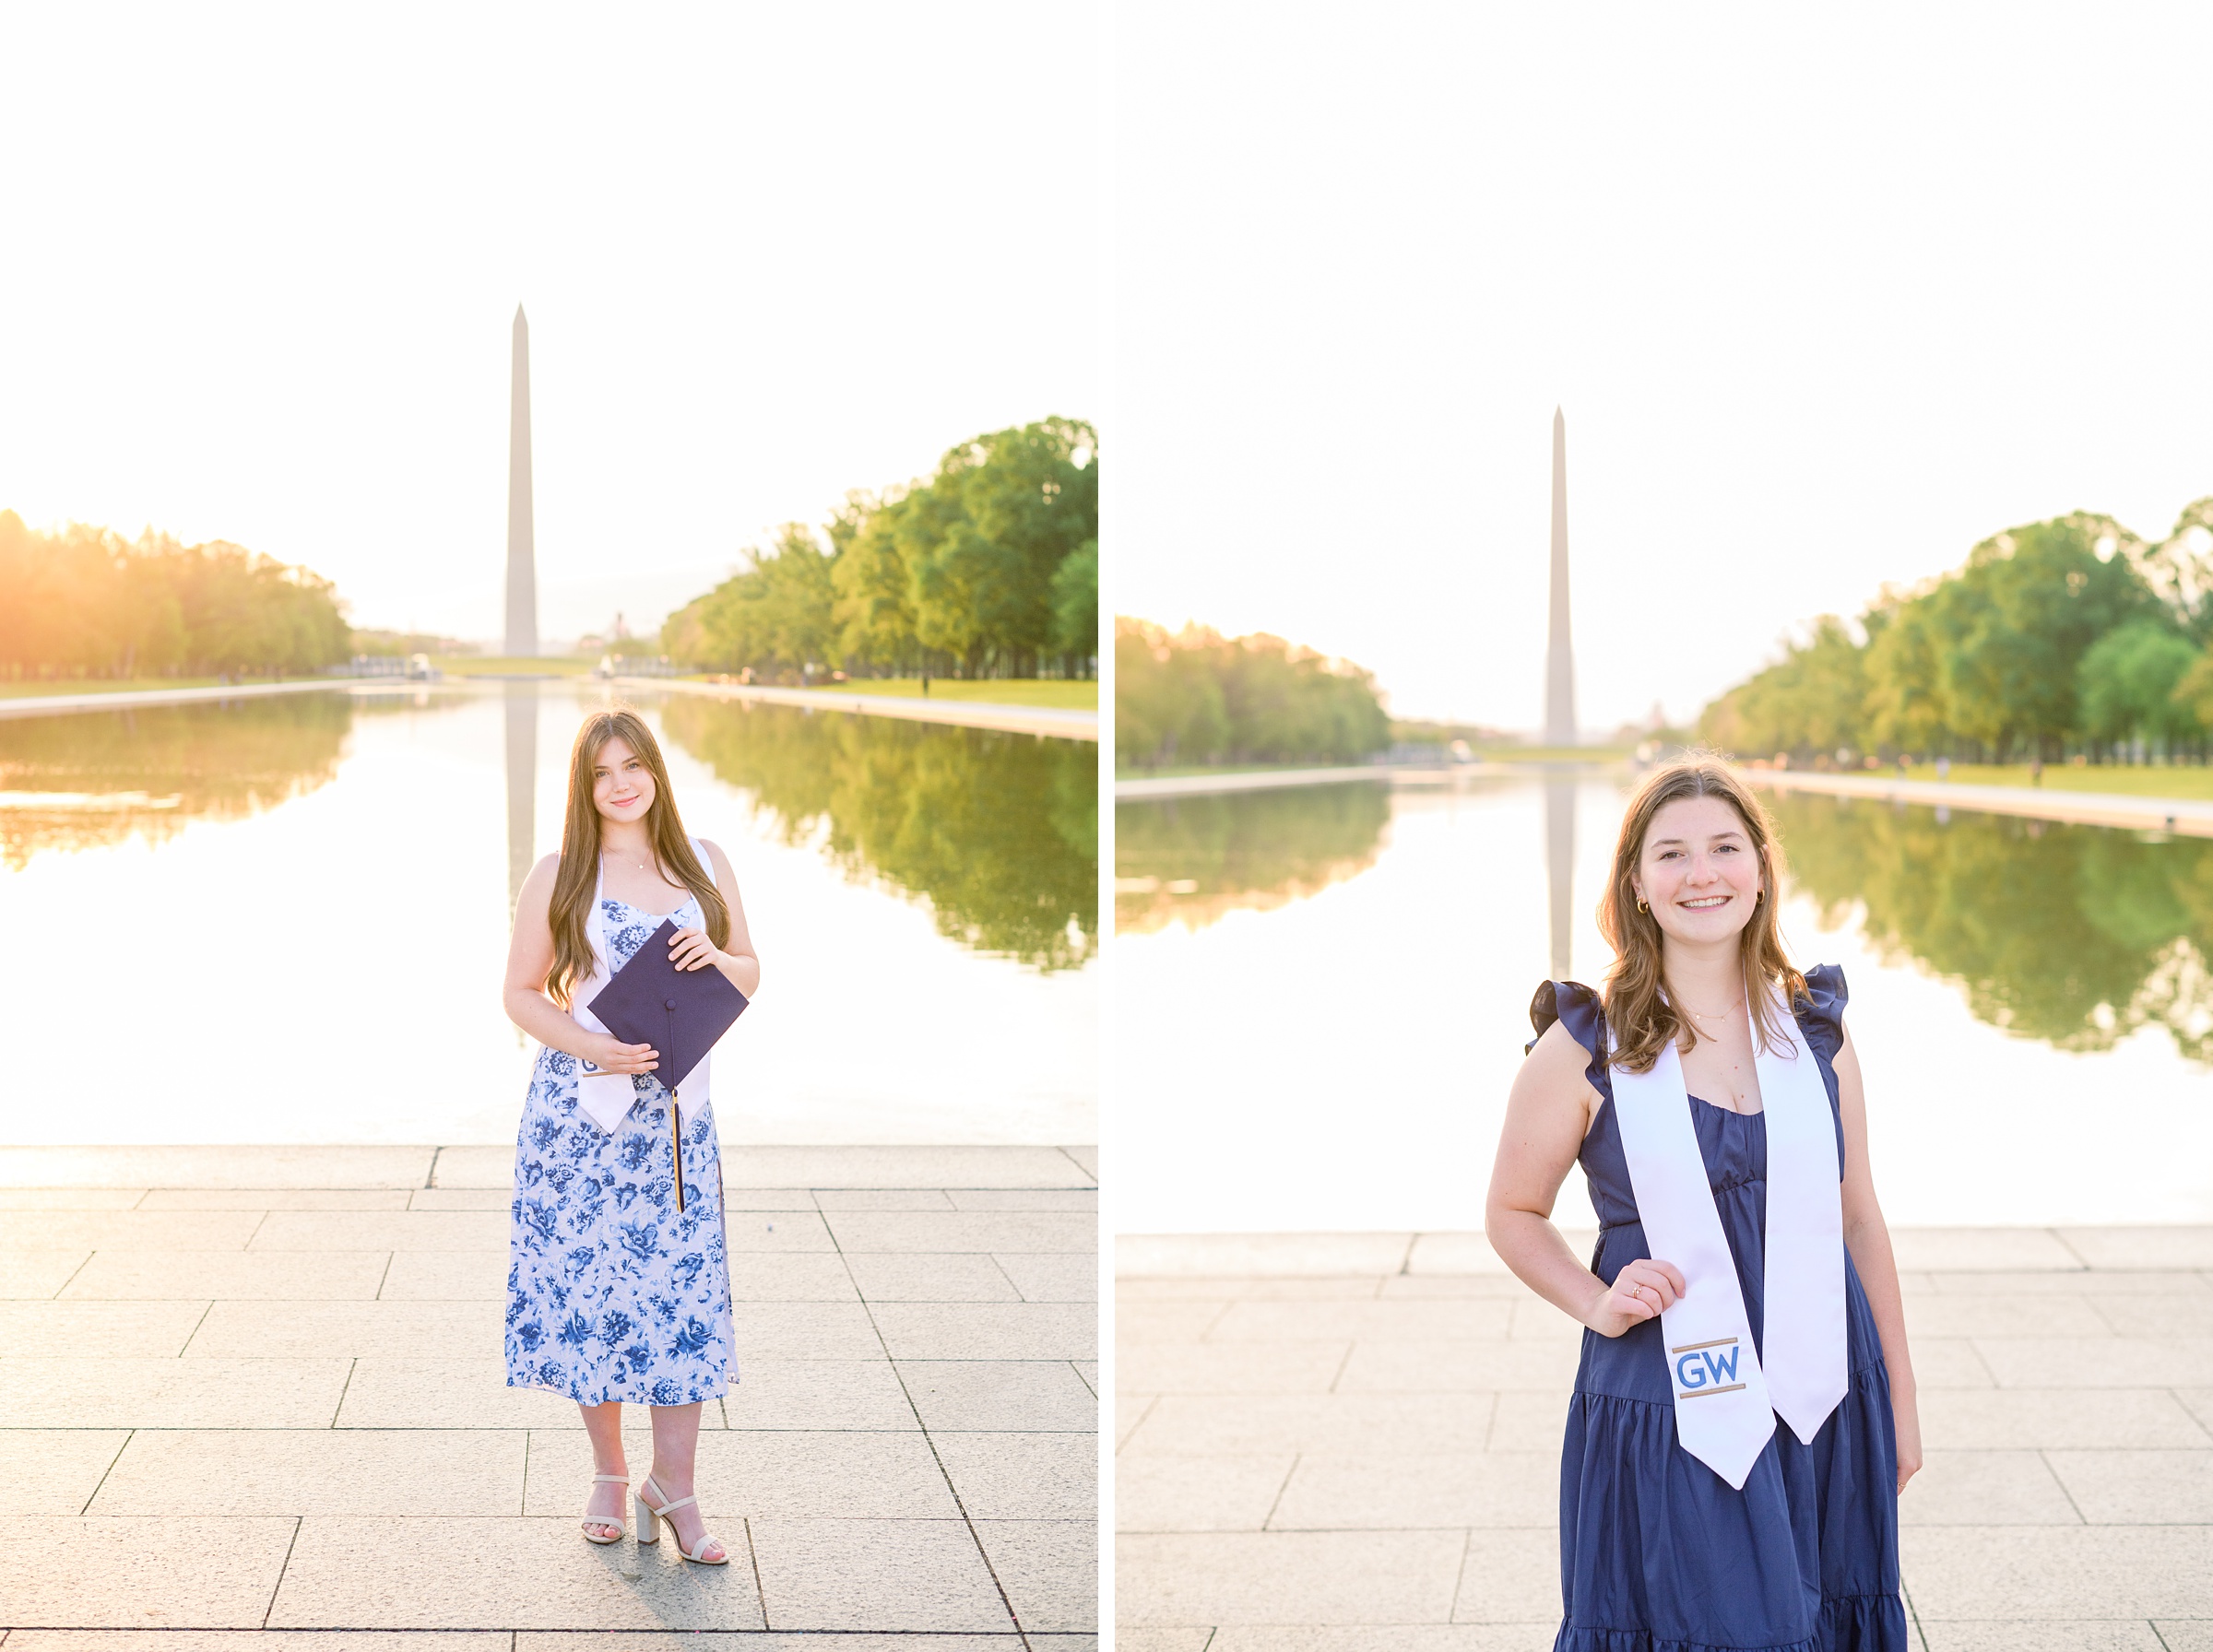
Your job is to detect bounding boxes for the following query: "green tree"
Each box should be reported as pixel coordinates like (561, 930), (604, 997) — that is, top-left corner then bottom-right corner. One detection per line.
(2077, 620), (2202, 752)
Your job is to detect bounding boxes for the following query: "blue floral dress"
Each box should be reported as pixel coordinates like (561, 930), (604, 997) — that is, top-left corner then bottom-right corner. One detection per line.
(504, 891), (736, 1407)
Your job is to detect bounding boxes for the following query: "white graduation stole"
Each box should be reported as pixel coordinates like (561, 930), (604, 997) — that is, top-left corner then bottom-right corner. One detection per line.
(1609, 985), (1848, 1490)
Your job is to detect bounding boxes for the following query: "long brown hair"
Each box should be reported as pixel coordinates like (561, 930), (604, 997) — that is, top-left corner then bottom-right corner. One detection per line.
(545, 708), (729, 1009)
(1597, 752), (1805, 1072)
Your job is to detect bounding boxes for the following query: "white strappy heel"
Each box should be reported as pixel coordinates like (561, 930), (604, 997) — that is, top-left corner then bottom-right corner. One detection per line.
(581, 1473), (630, 1544)
(635, 1472), (728, 1564)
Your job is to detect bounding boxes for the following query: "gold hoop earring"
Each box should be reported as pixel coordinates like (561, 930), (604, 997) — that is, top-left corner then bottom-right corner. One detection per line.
(1637, 896), (1649, 913)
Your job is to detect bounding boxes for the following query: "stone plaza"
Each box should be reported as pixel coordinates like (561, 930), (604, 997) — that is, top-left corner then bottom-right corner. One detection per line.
(1117, 1225), (2213, 1650)
(0, 1142), (1098, 1646)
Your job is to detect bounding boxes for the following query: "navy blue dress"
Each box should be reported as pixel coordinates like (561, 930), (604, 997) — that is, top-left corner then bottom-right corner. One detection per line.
(1534, 967), (1905, 1652)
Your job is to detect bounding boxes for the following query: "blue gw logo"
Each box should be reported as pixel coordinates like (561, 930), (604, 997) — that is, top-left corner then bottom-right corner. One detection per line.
(1672, 1339), (1741, 1393)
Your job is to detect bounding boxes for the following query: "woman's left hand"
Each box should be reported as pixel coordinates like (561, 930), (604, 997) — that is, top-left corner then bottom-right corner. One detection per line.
(668, 926), (723, 973)
(1893, 1387), (1923, 1494)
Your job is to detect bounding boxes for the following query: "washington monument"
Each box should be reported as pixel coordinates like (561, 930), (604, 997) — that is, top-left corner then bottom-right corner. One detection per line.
(1544, 407), (1577, 746)
(504, 305), (538, 657)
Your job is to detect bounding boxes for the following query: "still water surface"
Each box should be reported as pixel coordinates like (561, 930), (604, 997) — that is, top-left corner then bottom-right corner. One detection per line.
(1117, 771), (2213, 1232)
(0, 682), (1095, 1145)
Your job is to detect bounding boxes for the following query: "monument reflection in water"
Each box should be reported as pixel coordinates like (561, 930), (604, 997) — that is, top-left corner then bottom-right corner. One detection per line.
(0, 682), (1095, 1146)
(1115, 770), (2213, 1233)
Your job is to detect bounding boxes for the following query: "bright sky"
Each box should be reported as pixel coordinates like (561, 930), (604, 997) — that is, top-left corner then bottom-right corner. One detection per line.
(1112, 4), (2213, 729)
(0, 4), (1098, 646)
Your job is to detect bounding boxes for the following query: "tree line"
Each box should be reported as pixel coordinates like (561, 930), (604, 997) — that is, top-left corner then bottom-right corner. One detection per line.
(1699, 502), (2213, 763)
(0, 510), (351, 683)
(1116, 617), (1392, 769)
(660, 418), (1098, 682)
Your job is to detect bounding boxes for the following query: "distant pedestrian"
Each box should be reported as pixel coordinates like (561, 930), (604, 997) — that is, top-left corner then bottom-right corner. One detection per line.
(1488, 754), (1919, 1650)
(2030, 756), (2044, 786)
(501, 708), (762, 1564)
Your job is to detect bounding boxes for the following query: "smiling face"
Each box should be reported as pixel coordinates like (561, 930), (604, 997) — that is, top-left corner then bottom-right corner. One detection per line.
(1631, 795), (1766, 947)
(590, 735), (657, 825)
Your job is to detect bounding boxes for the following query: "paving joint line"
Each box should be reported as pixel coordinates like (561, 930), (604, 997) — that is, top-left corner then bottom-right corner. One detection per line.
(741, 1513), (770, 1628)
(373, 1250), (397, 1301)
(2050, 1225), (2097, 1269)
(329, 1356), (359, 1427)
(1259, 1451), (1299, 1531)
(260, 1514), (303, 1629)
(425, 1146), (444, 1189)
(76, 1427), (133, 1516)
(2036, 1446), (2092, 1526)
(49, 1249), (97, 1299)
(821, 1192), (1039, 1650)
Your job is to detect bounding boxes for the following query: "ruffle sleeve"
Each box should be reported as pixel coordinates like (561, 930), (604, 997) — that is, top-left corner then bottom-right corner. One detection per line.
(1528, 978), (1613, 1104)
(1792, 962), (1849, 1067)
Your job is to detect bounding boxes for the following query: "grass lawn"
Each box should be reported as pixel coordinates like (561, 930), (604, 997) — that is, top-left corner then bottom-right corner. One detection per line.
(771, 678), (1096, 710)
(0, 674), (338, 700)
(439, 655), (597, 677)
(1870, 761), (2213, 803)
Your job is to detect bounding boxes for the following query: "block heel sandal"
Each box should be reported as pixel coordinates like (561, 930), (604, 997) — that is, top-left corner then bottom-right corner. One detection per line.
(581, 1473), (630, 1544)
(635, 1473), (728, 1564)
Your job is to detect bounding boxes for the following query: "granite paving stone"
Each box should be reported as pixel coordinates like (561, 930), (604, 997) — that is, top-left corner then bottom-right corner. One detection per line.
(1900, 1525), (2213, 1615)
(521, 1426), (959, 1518)
(715, 1250), (861, 1302)
(931, 1429), (1098, 1518)
(898, 1359), (1103, 1430)
(183, 1297), (503, 1358)
(1115, 1453), (1298, 1531)
(826, 1211), (1097, 1253)
(744, 1516), (1014, 1631)
(0, 1249), (91, 1298)
(0, 1146), (436, 1189)
(840, 1250), (1021, 1302)
(1121, 1393), (1501, 1457)
(2046, 1450), (2213, 1522)
(0, 1210), (264, 1251)
(867, 1300), (1096, 1361)
(0, 1517), (300, 1627)
(721, 1356), (918, 1430)
(1118, 1228), (2213, 1641)
(1895, 1450), (2081, 1526)
(717, 1210), (837, 1252)
(1970, 1336), (2213, 1388)
(1270, 1452), (1556, 1529)
(86, 1427), (527, 1516)
(1914, 1627), (2169, 1652)
(513, 1639), (1042, 1652)
(994, 1252), (1099, 1300)
(811, 1188), (957, 1210)
(1119, 1301), (1234, 1343)
(0, 1298), (211, 1357)
(249, 1210), (507, 1252)
(724, 1297), (884, 1358)
(948, 1188), (1099, 1211)
(0, 1355), (352, 1428)
(2151, 1623), (2213, 1651)
(63, 1248), (391, 1301)
(138, 1188), (413, 1210)
(0, 1429), (131, 1514)
(377, 1249), (505, 1299)
(975, 1519), (1098, 1633)
(266, 1516), (768, 1628)
(329, 1357), (734, 1430)
(1118, 1342), (1352, 1396)
(1118, 1529), (1468, 1626)
(0, 1188), (146, 1210)
(1, 1155), (1094, 1636)
(1212, 1299), (1517, 1343)
(2056, 1228), (2213, 1269)
(1118, 1394), (1158, 1448)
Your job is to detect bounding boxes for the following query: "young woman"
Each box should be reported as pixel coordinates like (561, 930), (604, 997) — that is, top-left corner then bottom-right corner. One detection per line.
(1486, 757), (1920, 1651)
(502, 708), (761, 1563)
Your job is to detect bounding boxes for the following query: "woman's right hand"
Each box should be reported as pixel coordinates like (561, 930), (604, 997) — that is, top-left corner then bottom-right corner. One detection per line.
(1583, 1257), (1687, 1338)
(579, 1033), (657, 1076)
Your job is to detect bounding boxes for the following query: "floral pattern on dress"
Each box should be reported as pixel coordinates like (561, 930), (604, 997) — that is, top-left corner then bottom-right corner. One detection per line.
(504, 892), (736, 1406)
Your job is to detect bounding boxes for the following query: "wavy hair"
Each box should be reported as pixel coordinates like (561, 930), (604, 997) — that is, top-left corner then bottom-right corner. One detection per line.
(1598, 752), (1805, 1072)
(545, 708), (728, 1009)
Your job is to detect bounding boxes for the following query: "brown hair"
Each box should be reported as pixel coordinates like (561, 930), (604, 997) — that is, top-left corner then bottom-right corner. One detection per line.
(1598, 752), (1805, 1072)
(545, 708), (729, 1008)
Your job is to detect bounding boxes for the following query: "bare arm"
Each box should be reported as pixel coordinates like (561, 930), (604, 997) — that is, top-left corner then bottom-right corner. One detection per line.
(1486, 1021), (1686, 1337)
(501, 854), (657, 1073)
(1833, 1021), (1921, 1492)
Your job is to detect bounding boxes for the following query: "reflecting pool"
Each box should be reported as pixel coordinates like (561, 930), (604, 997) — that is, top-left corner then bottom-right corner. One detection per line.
(1115, 771), (2213, 1233)
(0, 683), (1095, 1146)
